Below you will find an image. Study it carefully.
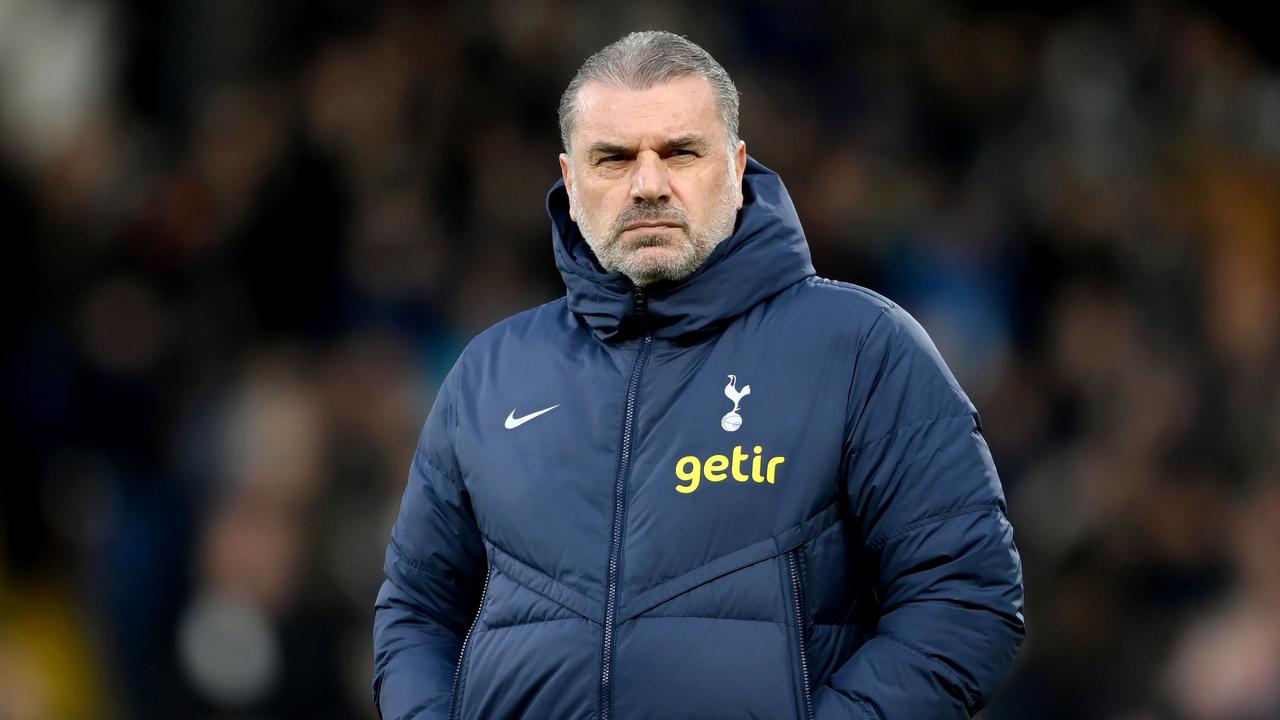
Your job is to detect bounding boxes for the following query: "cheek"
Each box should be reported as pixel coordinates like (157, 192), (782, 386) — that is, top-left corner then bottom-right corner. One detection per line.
(676, 178), (727, 222)
(581, 186), (629, 223)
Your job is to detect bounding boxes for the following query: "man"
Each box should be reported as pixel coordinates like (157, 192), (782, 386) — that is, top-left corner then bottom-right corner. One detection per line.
(373, 31), (1025, 720)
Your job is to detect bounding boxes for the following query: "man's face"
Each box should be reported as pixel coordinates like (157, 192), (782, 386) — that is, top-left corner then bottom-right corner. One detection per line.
(559, 75), (748, 286)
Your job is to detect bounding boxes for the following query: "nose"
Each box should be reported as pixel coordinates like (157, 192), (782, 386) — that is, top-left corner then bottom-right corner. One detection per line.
(630, 150), (672, 204)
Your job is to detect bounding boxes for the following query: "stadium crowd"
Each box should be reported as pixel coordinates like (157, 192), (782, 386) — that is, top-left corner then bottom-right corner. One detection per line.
(2, 1), (1277, 718)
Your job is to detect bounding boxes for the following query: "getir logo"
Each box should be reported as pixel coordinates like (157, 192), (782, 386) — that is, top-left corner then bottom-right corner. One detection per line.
(675, 445), (785, 494)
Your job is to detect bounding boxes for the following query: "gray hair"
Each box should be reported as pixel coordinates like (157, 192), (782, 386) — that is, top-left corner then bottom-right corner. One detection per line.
(558, 31), (740, 152)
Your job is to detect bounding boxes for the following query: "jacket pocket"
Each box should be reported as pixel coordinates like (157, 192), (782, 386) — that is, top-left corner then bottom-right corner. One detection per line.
(785, 548), (815, 720)
(448, 562), (493, 720)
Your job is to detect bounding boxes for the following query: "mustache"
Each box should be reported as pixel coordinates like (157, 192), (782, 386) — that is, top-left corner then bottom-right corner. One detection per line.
(609, 203), (690, 236)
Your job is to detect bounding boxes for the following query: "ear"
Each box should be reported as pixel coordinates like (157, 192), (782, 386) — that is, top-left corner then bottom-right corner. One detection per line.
(733, 141), (747, 210)
(559, 152), (577, 222)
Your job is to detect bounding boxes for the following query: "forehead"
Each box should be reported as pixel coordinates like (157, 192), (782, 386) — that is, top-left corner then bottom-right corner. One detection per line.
(571, 75), (723, 148)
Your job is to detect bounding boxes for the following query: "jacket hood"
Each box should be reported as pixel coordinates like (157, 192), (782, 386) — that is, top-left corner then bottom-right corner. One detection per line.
(548, 156), (817, 342)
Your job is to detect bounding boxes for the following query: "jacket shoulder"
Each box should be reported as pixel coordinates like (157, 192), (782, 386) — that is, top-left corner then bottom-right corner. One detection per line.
(801, 276), (898, 313)
(780, 275), (903, 340)
(457, 296), (574, 364)
(784, 276), (970, 407)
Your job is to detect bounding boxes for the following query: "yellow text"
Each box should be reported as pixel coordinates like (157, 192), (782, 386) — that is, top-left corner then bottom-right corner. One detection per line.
(675, 446), (785, 494)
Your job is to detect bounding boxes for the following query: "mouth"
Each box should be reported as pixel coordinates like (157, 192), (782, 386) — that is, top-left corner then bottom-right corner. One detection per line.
(622, 221), (684, 232)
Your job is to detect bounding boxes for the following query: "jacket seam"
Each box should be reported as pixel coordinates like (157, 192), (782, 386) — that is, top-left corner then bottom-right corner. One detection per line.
(626, 500), (840, 622)
(820, 686), (880, 719)
(436, 339), (473, 492)
(371, 667), (384, 710)
(388, 537), (448, 580)
(853, 305), (892, 360)
(866, 504), (1000, 550)
(812, 277), (900, 310)
(852, 411), (977, 455)
(478, 616), (593, 632)
(876, 630), (978, 708)
(483, 551), (602, 626)
(412, 427), (468, 507)
(843, 307), (891, 450)
(630, 614), (787, 625)
(418, 453), (462, 488)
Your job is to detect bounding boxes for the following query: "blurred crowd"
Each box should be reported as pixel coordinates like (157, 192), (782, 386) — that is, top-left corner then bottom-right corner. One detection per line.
(2, 1), (1278, 718)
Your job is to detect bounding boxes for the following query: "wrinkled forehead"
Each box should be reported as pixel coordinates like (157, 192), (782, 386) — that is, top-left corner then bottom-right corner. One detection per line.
(569, 75), (725, 152)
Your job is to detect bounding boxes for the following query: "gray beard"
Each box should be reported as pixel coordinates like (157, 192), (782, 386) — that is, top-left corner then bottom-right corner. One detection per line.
(573, 179), (739, 286)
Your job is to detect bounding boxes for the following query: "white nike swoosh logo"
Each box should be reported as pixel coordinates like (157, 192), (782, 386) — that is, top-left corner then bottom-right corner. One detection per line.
(504, 404), (560, 429)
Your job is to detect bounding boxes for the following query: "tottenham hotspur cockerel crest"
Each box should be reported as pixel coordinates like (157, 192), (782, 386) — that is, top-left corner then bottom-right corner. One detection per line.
(721, 374), (751, 432)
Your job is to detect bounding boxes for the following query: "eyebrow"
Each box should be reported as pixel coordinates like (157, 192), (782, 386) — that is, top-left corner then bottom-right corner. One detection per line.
(585, 135), (711, 157)
(663, 135), (708, 151)
(586, 141), (633, 157)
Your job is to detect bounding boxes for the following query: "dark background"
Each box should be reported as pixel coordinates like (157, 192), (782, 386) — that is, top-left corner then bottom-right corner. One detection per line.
(2, 1), (1278, 718)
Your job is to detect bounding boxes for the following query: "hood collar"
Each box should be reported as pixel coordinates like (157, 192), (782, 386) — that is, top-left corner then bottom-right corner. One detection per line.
(548, 156), (816, 343)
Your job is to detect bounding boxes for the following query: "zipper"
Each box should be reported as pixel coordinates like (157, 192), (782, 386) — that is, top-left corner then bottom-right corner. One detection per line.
(788, 549), (815, 720)
(448, 562), (493, 720)
(600, 288), (653, 720)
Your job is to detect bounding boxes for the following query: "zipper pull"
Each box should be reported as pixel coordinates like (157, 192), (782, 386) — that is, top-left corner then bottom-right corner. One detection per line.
(633, 286), (648, 320)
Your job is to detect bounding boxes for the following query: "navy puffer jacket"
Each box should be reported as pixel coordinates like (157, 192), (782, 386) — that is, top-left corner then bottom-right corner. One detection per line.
(373, 158), (1025, 719)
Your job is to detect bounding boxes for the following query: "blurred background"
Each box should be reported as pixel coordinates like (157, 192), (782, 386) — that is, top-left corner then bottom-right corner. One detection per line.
(2, 0), (1278, 718)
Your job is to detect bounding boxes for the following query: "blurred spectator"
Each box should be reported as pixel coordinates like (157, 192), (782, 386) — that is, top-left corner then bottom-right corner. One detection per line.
(1165, 476), (1280, 720)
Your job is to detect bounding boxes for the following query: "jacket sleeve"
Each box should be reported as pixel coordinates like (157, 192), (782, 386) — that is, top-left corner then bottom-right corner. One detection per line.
(813, 306), (1026, 720)
(372, 353), (487, 720)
